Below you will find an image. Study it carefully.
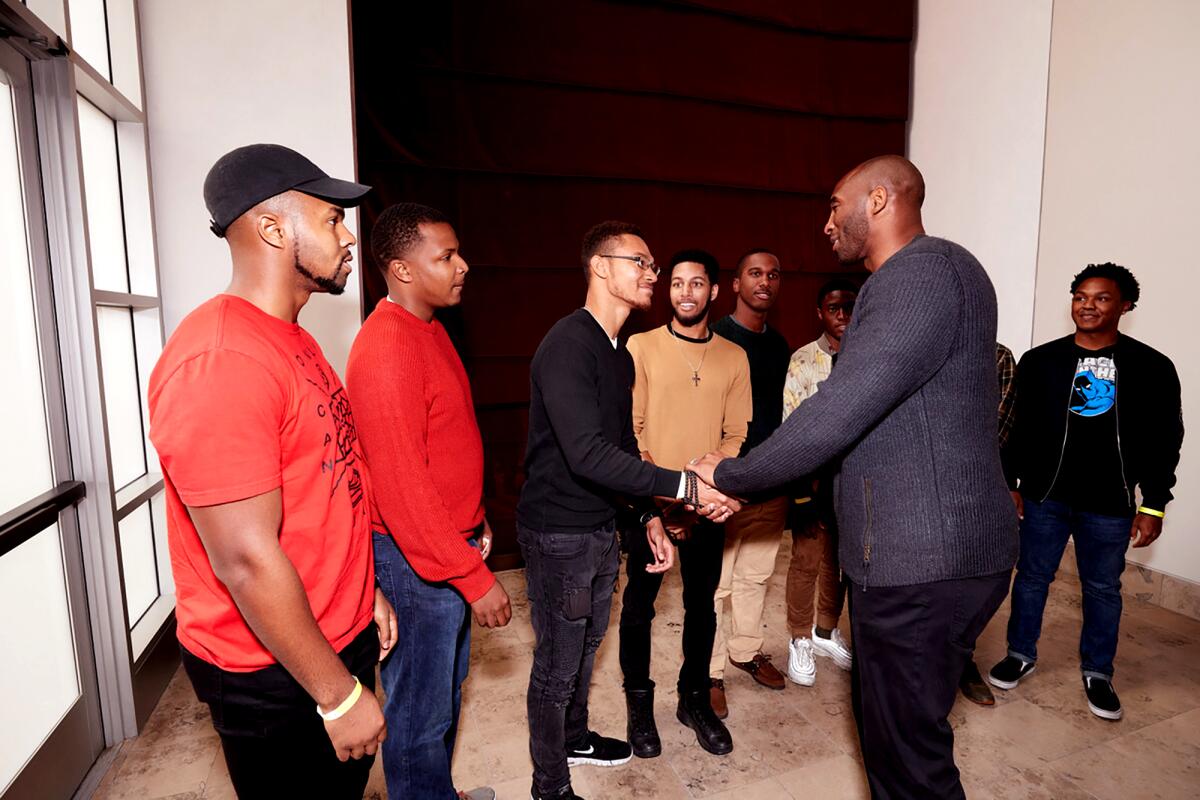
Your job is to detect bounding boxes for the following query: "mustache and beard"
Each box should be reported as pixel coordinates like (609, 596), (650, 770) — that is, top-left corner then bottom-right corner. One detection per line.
(292, 234), (347, 295)
(673, 292), (711, 327)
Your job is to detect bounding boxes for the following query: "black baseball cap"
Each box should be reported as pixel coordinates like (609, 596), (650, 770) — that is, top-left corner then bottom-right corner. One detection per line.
(203, 143), (371, 237)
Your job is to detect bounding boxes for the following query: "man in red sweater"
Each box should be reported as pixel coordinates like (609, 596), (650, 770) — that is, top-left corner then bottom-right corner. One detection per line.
(346, 203), (509, 800)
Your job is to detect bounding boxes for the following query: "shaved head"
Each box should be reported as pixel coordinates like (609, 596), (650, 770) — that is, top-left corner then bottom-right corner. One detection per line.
(840, 155), (925, 209)
(824, 155), (927, 271)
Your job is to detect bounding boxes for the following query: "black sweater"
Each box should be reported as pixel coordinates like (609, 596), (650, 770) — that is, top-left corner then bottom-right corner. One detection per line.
(711, 316), (791, 454)
(518, 309), (683, 532)
(1003, 334), (1183, 512)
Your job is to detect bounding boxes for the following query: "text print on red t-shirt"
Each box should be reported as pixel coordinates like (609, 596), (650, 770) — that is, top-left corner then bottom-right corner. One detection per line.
(299, 342), (365, 509)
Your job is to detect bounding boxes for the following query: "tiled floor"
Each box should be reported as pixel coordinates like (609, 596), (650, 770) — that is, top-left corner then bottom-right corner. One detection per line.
(92, 535), (1200, 799)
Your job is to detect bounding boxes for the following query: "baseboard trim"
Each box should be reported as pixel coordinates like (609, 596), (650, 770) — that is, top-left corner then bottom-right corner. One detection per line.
(1059, 540), (1200, 622)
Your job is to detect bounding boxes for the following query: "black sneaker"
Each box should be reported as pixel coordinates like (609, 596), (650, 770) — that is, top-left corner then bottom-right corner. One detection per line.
(1084, 676), (1123, 720)
(565, 731), (633, 767)
(987, 655), (1036, 690)
(531, 785), (584, 800)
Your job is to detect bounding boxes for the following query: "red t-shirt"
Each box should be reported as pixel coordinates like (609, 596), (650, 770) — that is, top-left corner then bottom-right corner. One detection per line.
(148, 294), (374, 671)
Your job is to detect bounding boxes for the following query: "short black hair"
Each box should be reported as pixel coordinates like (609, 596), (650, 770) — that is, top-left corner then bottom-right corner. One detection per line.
(1070, 262), (1140, 309)
(669, 249), (720, 284)
(735, 247), (778, 277)
(816, 278), (859, 306)
(581, 220), (644, 282)
(371, 202), (450, 273)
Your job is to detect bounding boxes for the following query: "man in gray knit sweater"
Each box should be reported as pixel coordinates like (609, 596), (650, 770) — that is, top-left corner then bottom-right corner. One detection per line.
(691, 155), (1018, 799)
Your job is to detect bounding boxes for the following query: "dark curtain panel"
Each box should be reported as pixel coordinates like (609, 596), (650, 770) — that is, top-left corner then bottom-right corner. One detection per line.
(350, 0), (914, 567)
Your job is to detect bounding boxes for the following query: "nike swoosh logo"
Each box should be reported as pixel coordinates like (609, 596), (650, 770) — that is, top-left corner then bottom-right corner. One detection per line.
(574, 745), (594, 755)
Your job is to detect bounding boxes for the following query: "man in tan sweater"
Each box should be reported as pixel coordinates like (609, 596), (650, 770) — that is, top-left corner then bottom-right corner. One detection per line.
(619, 249), (752, 759)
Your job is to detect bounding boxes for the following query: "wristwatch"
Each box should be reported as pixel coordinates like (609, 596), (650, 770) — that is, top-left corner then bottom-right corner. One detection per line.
(638, 509), (663, 526)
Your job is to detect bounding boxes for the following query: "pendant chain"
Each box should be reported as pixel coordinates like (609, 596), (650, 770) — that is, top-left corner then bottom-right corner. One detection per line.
(669, 325), (710, 386)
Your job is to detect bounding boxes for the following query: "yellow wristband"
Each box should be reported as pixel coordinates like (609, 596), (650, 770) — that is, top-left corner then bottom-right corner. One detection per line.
(317, 677), (363, 721)
(1137, 506), (1165, 519)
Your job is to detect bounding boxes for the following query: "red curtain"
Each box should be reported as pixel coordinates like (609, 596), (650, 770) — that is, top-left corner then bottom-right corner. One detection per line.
(350, 0), (914, 565)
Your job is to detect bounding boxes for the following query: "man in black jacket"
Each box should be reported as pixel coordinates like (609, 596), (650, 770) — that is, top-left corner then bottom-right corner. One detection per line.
(989, 263), (1184, 722)
(517, 221), (738, 800)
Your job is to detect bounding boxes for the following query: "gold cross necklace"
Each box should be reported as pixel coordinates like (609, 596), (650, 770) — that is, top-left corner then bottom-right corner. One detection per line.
(668, 323), (710, 387)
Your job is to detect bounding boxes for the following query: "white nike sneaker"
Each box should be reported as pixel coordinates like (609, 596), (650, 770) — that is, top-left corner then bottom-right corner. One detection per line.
(787, 636), (817, 686)
(811, 626), (852, 671)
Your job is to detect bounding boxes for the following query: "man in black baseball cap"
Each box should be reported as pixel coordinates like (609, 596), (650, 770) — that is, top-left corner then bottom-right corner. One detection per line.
(204, 142), (371, 237)
(148, 144), (395, 797)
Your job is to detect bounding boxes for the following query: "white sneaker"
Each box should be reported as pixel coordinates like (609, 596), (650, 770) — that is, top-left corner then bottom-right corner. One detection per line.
(787, 636), (817, 686)
(811, 626), (852, 671)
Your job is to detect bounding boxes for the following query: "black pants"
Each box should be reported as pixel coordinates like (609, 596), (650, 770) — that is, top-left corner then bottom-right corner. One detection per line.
(848, 571), (1011, 800)
(519, 523), (620, 797)
(180, 625), (379, 800)
(619, 520), (725, 693)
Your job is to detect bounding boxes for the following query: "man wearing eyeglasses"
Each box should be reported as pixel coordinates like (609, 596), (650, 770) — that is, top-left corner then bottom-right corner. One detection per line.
(517, 221), (740, 800)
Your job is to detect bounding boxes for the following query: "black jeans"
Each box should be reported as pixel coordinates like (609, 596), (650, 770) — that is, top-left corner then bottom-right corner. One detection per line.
(519, 523), (620, 797)
(180, 625), (379, 800)
(619, 520), (725, 693)
(848, 571), (1011, 800)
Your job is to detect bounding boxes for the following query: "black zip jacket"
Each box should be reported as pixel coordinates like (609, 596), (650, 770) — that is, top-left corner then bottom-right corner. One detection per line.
(1002, 334), (1183, 512)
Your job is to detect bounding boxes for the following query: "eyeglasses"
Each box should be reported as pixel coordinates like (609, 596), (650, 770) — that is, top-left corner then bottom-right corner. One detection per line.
(601, 254), (659, 276)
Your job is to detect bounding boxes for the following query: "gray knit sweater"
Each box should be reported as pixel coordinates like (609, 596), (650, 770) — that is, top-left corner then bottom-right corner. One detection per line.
(714, 235), (1018, 587)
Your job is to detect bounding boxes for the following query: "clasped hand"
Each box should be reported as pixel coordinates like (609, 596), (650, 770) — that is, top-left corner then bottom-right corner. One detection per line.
(686, 451), (740, 524)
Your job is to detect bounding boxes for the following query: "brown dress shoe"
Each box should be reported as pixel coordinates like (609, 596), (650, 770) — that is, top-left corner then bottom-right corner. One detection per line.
(730, 653), (786, 690)
(709, 678), (728, 719)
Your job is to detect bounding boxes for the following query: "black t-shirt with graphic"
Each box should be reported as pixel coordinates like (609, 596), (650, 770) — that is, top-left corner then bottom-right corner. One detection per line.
(1047, 345), (1133, 516)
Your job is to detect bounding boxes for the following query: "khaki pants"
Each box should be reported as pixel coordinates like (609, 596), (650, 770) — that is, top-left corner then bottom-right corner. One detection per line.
(710, 495), (789, 677)
(786, 519), (845, 637)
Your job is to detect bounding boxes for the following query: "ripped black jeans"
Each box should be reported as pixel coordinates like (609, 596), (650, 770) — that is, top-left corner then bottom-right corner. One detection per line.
(518, 522), (620, 797)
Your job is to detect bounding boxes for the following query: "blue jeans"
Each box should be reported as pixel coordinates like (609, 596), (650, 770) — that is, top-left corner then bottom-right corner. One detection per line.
(374, 532), (473, 800)
(519, 523), (620, 798)
(1006, 497), (1132, 677)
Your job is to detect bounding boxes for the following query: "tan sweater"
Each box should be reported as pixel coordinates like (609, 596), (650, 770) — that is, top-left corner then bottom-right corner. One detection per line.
(628, 325), (752, 471)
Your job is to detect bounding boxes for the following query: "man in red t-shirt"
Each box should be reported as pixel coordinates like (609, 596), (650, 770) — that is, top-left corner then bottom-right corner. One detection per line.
(346, 203), (508, 800)
(148, 144), (395, 798)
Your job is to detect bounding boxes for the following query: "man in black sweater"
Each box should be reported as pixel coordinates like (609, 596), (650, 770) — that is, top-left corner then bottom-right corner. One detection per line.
(989, 263), (1183, 722)
(708, 249), (794, 713)
(692, 156), (1018, 799)
(517, 221), (738, 800)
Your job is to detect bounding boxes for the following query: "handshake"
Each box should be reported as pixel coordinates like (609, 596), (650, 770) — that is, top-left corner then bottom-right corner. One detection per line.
(639, 451), (739, 575)
(680, 451), (740, 524)
(638, 450), (739, 575)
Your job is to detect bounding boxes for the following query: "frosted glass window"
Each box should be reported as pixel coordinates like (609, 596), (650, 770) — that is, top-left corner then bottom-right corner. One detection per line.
(24, 0), (68, 38)
(96, 306), (146, 488)
(105, 0), (142, 108)
(119, 502), (157, 626)
(66, 0), (110, 81)
(116, 122), (156, 295)
(132, 307), (162, 465)
(151, 490), (173, 596)
(0, 524), (81, 792)
(76, 96), (129, 292)
(0, 80), (54, 510)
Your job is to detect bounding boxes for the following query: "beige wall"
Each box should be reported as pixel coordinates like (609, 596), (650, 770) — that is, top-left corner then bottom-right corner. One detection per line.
(908, 0), (1053, 354)
(1034, 0), (1199, 583)
(139, 0), (361, 373)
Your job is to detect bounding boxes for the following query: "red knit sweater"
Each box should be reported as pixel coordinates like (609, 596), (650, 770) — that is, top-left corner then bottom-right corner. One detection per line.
(345, 299), (493, 602)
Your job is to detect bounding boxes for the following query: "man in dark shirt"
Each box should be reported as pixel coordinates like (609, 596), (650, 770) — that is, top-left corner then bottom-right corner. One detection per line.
(518, 221), (738, 800)
(990, 263), (1183, 722)
(707, 249), (793, 714)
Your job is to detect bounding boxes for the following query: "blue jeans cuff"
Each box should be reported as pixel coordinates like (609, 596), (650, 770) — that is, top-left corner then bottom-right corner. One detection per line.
(1007, 648), (1035, 664)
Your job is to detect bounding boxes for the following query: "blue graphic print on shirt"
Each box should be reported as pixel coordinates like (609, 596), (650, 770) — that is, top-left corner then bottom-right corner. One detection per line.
(1070, 356), (1116, 417)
